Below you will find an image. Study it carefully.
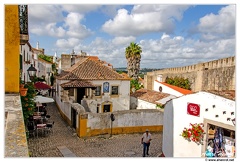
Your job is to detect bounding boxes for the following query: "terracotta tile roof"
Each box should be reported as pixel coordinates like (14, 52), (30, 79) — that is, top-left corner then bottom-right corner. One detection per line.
(131, 88), (170, 104)
(121, 72), (131, 79)
(88, 56), (99, 61)
(60, 80), (96, 88)
(58, 57), (129, 80)
(156, 81), (193, 95)
(204, 90), (235, 101)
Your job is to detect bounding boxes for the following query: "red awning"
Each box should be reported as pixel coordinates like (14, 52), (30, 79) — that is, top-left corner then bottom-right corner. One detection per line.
(34, 82), (51, 90)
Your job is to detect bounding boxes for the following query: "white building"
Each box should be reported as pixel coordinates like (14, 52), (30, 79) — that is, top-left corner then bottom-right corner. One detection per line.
(154, 80), (192, 97)
(38, 57), (53, 85)
(162, 91), (235, 157)
(20, 42), (39, 82)
(55, 55), (131, 127)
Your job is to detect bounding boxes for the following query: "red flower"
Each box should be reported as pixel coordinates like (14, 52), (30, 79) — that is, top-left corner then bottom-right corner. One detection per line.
(181, 123), (205, 145)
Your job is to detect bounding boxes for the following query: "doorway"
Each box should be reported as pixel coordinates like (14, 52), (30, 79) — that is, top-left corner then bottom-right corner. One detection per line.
(71, 107), (77, 129)
(77, 88), (85, 103)
(103, 105), (110, 112)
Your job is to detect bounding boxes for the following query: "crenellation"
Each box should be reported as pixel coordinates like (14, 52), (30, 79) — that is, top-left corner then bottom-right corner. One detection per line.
(145, 56), (235, 92)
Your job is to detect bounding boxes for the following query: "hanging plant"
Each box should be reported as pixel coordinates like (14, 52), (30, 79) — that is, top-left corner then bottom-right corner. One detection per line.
(181, 123), (205, 145)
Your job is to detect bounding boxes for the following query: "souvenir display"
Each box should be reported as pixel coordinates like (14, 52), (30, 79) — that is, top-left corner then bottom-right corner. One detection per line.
(205, 125), (235, 158)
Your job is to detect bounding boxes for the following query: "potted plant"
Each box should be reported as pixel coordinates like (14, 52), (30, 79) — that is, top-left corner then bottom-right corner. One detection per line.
(20, 83), (28, 96)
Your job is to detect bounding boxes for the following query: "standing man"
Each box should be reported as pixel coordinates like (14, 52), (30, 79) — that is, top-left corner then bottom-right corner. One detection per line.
(141, 129), (152, 157)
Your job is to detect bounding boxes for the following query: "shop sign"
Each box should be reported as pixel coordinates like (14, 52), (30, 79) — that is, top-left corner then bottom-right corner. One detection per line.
(187, 103), (200, 117)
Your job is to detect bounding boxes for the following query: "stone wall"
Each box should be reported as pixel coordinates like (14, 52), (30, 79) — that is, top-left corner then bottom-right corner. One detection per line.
(78, 109), (164, 137)
(145, 56), (235, 92)
(61, 54), (71, 71)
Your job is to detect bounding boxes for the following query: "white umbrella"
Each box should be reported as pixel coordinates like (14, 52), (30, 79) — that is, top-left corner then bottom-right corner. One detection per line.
(35, 95), (54, 112)
(35, 95), (54, 103)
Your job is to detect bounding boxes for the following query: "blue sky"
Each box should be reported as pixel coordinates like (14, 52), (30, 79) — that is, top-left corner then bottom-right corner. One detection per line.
(26, 4), (235, 69)
(2, 2), (236, 69)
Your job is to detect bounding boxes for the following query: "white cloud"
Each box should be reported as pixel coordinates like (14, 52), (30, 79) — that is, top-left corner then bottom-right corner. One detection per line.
(64, 12), (93, 39)
(28, 5), (63, 24)
(112, 36), (136, 45)
(29, 5), (93, 39)
(56, 38), (80, 49)
(198, 5), (235, 40)
(61, 4), (101, 13)
(46, 23), (66, 37)
(101, 5), (190, 37)
(28, 5), (235, 69)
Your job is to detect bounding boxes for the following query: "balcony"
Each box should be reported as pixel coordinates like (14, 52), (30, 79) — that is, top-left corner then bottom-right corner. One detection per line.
(19, 5), (28, 45)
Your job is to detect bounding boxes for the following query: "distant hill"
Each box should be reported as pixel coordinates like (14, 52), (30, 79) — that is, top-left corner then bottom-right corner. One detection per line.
(114, 67), (162, 75)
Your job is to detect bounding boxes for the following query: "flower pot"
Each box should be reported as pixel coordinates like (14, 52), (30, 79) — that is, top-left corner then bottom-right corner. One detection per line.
(20, 88), (28, 96)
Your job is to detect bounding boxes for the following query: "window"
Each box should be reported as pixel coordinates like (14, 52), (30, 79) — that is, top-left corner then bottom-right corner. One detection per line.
(111, 86), (119, 95)
(95, 86), (101, 96)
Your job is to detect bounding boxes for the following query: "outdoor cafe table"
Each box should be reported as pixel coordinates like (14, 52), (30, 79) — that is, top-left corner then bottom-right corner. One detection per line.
(37, 123), (46, 138)
(33, 116), (41, 120)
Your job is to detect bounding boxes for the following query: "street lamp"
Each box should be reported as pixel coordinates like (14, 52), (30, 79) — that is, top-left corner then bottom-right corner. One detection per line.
(27, 64), (37, 81)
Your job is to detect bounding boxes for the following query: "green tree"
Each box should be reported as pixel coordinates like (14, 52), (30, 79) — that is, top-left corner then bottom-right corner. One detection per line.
(165, 76), (191, 90)
(38, 53), (52, 62)
(130, 79), (144, 93)
(125, 42), (142, 81)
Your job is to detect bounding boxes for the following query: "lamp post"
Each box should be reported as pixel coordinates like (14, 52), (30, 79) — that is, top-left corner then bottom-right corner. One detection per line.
(27, 64), (37, 82)
(110, 113), (115, 137)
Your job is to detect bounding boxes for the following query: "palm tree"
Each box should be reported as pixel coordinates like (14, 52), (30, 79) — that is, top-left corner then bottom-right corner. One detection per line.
(125, 42), (142, 81)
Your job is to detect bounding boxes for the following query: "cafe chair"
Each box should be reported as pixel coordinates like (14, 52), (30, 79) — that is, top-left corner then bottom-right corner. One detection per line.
(46, 115), (51, 119)
(46, 121), (54, 134)
(27, 121), (36, 138)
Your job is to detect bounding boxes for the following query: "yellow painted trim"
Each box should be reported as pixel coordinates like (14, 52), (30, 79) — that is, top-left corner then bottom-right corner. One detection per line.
(82, 125), (163, 137)
(102, 101), (112, 112)
(79, 118), (87, 137)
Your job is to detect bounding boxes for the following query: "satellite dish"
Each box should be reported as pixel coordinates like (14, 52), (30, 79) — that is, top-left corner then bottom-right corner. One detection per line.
(159, 86), (162, 92)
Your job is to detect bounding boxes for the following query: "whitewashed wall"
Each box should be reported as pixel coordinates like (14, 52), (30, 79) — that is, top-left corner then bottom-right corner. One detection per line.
(92, 80), (130, 111)
(38, 60), (52, 85)
(154, 81), (183, 97)
(20, 43), (34, 82)
(55, 79), (72, 119)
(87, 109), (163, 129)
(162, 101), (174, 157)
(162, 91), (235, 157)
(136, 99), (156, 109)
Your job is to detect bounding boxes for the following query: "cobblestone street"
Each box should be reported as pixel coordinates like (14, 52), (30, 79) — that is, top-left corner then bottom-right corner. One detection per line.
(27, 102), (163, 157)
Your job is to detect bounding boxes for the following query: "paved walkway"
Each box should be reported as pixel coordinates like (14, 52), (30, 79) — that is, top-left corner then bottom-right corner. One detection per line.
(27, 102), (163, 157)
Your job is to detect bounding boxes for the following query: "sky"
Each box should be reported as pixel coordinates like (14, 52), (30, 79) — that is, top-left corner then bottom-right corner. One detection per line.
(25, 3), (236, 69)
(0, 0), (239, 161)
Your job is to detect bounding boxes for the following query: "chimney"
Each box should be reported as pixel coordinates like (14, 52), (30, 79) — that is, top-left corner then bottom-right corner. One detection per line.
(36, 41), (39, 49)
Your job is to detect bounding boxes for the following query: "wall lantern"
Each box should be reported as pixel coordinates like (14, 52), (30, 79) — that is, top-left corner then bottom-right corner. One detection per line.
(27, 64), (37, 81)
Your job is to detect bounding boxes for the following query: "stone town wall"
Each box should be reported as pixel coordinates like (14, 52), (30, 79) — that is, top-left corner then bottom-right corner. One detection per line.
(144, 56), (235, 92)
(78, 109), (164, 137)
